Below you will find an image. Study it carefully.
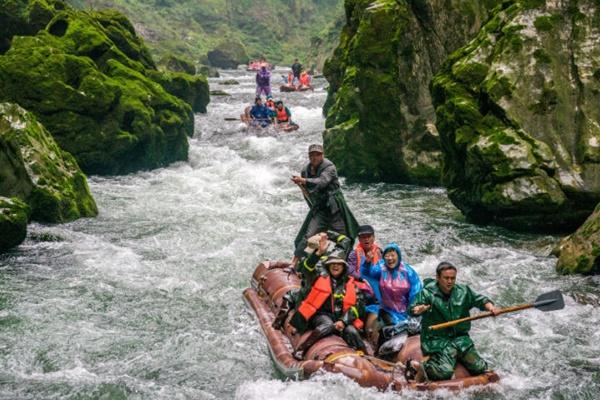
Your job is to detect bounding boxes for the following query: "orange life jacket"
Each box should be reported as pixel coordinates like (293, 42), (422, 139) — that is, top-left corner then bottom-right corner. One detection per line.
(297, 275), (364, 330)
(287, 73), (294, 85)
(355, 243), (381, 269)
(266, 100), (275, 109)
(300, 74), (310, 86)
(276, 107), (289, 122)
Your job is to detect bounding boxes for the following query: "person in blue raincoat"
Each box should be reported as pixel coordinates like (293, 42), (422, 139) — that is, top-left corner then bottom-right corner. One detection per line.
(361, 243), (422, 342)
(249, 97), (272, 128)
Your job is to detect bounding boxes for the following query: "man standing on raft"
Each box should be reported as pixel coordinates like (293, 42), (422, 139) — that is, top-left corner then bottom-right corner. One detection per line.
(291, 144), (359, 267)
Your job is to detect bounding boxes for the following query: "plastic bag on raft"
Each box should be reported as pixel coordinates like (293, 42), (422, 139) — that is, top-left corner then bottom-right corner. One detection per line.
(378, 331), (408, 356)
(377, 317), (422, 356)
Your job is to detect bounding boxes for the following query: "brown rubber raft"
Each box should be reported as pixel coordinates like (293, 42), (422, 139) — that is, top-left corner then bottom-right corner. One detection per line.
(280, 84), (312, 92)
(243, 260), (500, 392)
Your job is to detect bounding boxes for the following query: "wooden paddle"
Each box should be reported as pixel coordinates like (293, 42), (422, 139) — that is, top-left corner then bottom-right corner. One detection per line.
(429, 290), (564, 331)
(224, 117), (239, 121)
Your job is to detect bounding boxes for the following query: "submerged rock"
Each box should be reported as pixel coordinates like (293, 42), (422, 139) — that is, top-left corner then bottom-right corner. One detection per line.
(210, 90), (230, 96)
(221, 79), (240, 85)
(323, 0), (499, 184)
(0, 102), (97, 222)
(0, 197), (29, 252)
(0, 4), (209, 175)
(432, 0), (600, 231)
(554, 203), (600, 275)
(207, 38), (249, 69)
(198, 64), (220, 78)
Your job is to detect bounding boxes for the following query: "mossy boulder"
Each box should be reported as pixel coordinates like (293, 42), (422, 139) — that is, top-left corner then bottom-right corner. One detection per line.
(159, 53), (195, 74)
(431, 0), (600, 231)
(0, 3), (209, 175)
(0, 102), (97, 222)
(0, 0), (66, 53)
(323, 0), (500, 184)
(148, 70), (209, 113)
(554, 202), (600, 275)
(0, 196), (29, 252)
(207, 38), (249, 69)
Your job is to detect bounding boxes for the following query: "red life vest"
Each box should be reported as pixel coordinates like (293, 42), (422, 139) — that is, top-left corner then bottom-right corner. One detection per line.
(300, 74), (310, 86)
(287, 73), (294, 84)
(276, 107), (289, 122)
(297, 275), (364, 330)
(355, 243), (382, 269)
(266, 100), (275, 110)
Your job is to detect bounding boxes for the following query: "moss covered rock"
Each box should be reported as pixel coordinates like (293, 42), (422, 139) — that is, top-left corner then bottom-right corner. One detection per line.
(0, 3), (209, 175)
(431, 0), (600, 231)
(159, 53), (195, 74)
(0, 102), (97, 222)
(0, 196), (29, 252)
(148, 70), (209, 113)
(207, 38), (249, 69)
(554, 202), (600, 274)
(323, 0), (500, 184)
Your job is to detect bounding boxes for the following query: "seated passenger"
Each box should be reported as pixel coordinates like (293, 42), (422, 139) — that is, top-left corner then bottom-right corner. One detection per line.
(274, 100), (298, 128)
(265, 95), (276, 112)
(249, 97), (271, 128)
(347, 224), (383, 340)
(361, 243), (422, 348)
(299, 71), (312, 88)
(290, 255), (367, 358)
(271, 230), (352, 329)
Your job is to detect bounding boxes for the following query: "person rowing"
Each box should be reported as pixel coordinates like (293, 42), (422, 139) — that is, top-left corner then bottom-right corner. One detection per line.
(407, 261), (500, 382)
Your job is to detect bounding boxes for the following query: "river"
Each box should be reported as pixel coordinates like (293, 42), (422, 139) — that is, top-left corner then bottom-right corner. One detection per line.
(1, 69), (599, 400)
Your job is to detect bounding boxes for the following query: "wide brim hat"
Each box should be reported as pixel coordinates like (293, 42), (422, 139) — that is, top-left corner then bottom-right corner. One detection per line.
(324, 256), (348, 266)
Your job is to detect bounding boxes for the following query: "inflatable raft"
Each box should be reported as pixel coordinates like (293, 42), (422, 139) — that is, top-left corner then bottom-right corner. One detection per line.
(280, 84), (312, 92)
(247, 60), (273, 71)
(243, 260), (500, 392)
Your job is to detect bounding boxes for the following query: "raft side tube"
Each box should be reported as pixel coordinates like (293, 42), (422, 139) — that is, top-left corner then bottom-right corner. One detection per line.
(243, 287), (323, 379)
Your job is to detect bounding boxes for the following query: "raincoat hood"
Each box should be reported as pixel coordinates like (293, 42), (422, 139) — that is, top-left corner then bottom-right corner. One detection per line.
(382, 242), (402, 269)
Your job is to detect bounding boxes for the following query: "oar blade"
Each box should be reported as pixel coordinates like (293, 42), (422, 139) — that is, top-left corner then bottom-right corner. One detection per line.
(534, 290), (564, 311)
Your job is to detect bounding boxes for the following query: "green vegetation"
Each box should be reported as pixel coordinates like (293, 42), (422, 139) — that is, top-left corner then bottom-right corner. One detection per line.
(0, 102), (98, 223)
(66, 0), (345, 69)
(0, 0), (209, 175)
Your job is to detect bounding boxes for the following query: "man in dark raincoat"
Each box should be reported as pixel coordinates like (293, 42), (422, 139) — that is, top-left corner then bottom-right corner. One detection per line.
(291, 144), (359, 266)
(409, 261), (501, 381)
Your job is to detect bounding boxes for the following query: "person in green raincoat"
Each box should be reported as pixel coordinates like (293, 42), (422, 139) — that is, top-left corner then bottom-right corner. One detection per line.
(290, 144), (359, 267)
(408, 261), (501, 381)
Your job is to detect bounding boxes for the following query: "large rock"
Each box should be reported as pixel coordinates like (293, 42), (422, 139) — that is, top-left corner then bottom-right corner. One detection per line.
(0, 102), (97, 222)
(431, 0), (600, 231)
(148, 70), (209, 113)
(207, 38), (249, 69)
(0, 4), (209, 175)
(554, 202), (600, 275)
(0, 197), (29, 252)
(159, 53), (196, 74)
(323, 0), (500, 184)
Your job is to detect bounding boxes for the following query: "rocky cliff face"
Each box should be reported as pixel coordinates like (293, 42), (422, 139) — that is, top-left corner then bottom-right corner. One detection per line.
(0, 102), (97, 224)
(553, 201), (600, 274)
(323, 0), (499, 183)
(432, 0), (600, 231)
(0, 197), (29, 252)
(0, 1), (209, 175)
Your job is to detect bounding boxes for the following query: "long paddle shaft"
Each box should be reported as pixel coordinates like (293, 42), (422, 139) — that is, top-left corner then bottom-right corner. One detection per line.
(296, 183), (313, 208)
(429, 290), (564, 331)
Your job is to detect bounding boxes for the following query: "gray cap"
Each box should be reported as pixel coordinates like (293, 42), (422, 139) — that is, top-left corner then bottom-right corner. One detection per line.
(324, 256), (348, 266)
(308, 144), (324, 154)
